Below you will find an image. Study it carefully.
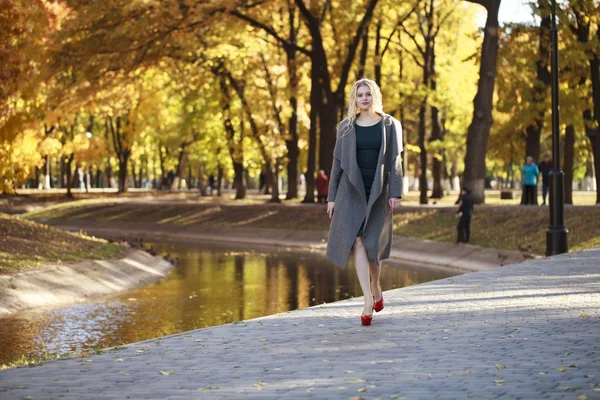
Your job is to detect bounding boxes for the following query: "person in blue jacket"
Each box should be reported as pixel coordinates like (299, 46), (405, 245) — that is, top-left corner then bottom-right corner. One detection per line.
(522, 156), (539, 205)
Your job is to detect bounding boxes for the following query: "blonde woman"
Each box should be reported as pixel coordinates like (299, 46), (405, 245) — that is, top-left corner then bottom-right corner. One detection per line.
(326, 78), (403, 326)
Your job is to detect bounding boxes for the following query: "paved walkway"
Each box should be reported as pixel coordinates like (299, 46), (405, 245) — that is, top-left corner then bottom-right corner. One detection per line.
(1, 248), (599, 400)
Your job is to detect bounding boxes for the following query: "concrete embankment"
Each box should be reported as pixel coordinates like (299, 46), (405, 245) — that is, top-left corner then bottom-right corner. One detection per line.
(41, 219), (526, 273)
(0, 249), (172, 315)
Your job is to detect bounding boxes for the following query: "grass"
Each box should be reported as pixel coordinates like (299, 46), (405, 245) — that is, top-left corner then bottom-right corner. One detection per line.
(0, 343), (130, 371)
(391, 206), (600, 255)
(0, 213), (123, 274)
(19, 196), (600, 257)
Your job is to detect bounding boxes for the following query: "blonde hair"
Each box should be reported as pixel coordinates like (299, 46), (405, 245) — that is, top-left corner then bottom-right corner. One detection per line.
(347, 78), (384, 120)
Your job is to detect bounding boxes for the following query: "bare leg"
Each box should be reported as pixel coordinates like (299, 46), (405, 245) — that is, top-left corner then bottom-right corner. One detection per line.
(354, 237), (373, 316)
(369, 262), (382, 302)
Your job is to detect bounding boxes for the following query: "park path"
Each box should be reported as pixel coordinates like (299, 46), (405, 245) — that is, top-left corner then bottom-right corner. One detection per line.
(1, 248), (599, 400)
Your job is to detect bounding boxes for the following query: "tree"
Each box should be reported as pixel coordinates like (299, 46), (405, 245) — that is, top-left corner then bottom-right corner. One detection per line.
(565, 0), (600, 203)
(462, 0), (501, 203)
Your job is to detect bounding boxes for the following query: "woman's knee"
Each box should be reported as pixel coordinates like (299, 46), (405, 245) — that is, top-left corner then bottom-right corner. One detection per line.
(354, 237), (365, 250)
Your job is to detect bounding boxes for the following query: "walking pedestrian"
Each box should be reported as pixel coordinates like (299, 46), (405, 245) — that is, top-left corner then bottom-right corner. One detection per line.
(538, 154), (553, 206)
(522, 156), (539, 205)
(316, 169), (329, 204)
(456, 187), (474, 243)
(326, 78), (403, 326)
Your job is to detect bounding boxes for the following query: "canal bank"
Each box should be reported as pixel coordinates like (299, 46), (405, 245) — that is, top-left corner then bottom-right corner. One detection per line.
(0, 249), (172, 315)
(40, 219), (526, 272)
(0, 218), (522, 317)
(1, 247), (598, 399)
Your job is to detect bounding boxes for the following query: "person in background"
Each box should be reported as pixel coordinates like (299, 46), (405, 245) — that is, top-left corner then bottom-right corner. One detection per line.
(538, 154), (553, 206)
(456, 187), (474, 243)
(208, 174), (216, 195)
(316, 169), (329, 203)
(522, 156), (539, 205)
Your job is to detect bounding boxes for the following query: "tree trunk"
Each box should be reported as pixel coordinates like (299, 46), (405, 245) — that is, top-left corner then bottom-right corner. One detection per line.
(131, 158), (138, 189)
(118, 154), (129, 193)
(232, 162), (246, 199)
(217, 163), (224, 197)
(418, 101), (428, 204)
(285, 5), (300, 200)
(198, 163), (207, 196)
(216, 72), (246, 199)
(587, 53), (600, 203)
(95, 168), (101, 189)
(430, 49), (444, 199)
(356, 26), (369, 81)
(105, 158), (113, 188)
(65, 155), (74, 198)
(302, 60), (319, 203)
(375, 19), (382, 86)
(44, 155), (52, 189)
(269, 159), (281, 203)
(564, 124), (575, 204)
(523, 5), (551, 165)
(588, 124), (600, 204)
(462, 0), (501, 204)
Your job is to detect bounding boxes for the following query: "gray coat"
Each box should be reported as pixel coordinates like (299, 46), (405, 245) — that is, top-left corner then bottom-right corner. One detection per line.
(326, 113), (403, 268)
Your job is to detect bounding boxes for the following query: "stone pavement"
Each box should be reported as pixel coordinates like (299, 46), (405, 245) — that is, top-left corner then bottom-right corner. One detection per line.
(1, 248), (599, 400)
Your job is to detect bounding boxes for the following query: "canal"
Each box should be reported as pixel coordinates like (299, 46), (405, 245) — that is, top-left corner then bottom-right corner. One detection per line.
(0, 240), (461, 365)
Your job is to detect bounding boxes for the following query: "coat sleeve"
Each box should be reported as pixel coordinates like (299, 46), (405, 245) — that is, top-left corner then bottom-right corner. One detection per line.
(389, 118), (404, 199)
(327, 124), (345, 202)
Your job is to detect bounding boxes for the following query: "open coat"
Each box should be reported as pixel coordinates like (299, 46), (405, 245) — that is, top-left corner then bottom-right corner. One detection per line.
(326, 113), (403, 268)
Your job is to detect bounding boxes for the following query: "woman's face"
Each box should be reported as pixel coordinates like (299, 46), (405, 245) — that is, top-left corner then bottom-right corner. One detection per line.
(356, 85), (373, 112)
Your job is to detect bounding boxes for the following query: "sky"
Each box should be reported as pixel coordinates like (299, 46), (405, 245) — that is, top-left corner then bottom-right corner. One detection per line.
(498, 0), (536, 24)
(477, 0), (537, 26)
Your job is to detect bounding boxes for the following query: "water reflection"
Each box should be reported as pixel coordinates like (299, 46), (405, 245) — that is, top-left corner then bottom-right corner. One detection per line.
(0, 241), (460, 365)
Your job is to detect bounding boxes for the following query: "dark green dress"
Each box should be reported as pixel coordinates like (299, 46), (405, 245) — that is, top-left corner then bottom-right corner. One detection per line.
(355, 120), (382, 236)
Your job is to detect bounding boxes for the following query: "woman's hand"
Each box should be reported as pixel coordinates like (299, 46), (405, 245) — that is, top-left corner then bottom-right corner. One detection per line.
(388, 197), (401, 211)
(327, 201), (335, 219)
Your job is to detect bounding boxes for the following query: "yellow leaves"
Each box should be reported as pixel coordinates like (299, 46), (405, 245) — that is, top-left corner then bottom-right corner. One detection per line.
(0, 129), (44, 194)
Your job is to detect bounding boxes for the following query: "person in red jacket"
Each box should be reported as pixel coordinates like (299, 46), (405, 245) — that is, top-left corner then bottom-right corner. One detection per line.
(316, 169), (329, 203)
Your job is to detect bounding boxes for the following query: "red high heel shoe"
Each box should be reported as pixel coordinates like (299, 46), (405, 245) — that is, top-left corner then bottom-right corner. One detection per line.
(373, 297), (384, 313)
(361, 313), (373, 326)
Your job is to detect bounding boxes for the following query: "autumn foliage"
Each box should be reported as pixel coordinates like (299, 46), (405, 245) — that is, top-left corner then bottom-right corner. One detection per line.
(0, 0), (598, 204)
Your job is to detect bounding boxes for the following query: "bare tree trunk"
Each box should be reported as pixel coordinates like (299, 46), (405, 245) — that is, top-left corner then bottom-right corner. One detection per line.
(302, 61), (319, 203)
(462, 0), (501, 204)
(430, 52), (444, 199)
(564, 124), (575, 204)
(418, 101), (428, 204)
(198, 163), (207, 196)
(356, 26), (369, 80)
(285, 3), (300, 200)
(217, 163), (224, 197)
(65, 155), (74, 198)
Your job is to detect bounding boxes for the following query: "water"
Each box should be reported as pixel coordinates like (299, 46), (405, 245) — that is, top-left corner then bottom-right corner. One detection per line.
(0, 241), (460, 365)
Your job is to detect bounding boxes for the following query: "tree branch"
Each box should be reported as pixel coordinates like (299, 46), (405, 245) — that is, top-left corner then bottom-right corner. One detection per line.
(381, 6), (417, 58)
(229, 9), (311, 56)
(336, 0), (380, 95)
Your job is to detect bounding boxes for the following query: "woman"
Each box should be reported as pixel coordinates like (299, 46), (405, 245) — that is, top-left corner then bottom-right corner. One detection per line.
(326, 78), (403, 326)
(522, 156), (539, 205)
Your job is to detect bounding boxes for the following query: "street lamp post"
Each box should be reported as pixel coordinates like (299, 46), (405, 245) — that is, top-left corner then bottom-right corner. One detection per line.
(546, 0), (568, 256)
